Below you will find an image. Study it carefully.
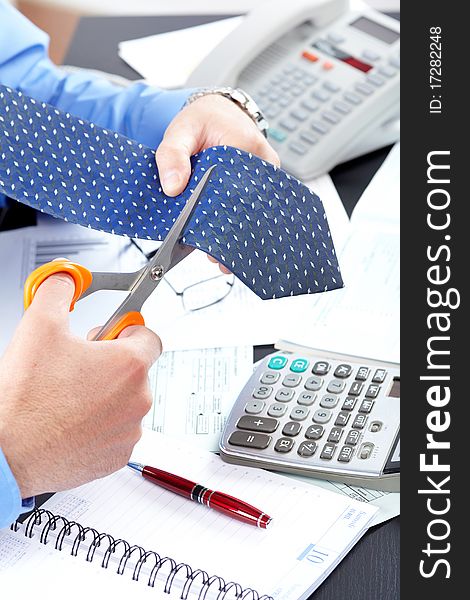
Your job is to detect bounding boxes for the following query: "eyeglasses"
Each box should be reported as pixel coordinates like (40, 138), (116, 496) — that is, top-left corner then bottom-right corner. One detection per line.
(129, 239), (235, 312)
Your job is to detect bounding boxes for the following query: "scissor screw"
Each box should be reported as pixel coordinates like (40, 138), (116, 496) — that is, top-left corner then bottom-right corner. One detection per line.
(150, 265), (165, 281)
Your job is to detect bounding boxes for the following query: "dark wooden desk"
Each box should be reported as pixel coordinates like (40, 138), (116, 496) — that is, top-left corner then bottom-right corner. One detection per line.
(63, 15), (400, 600)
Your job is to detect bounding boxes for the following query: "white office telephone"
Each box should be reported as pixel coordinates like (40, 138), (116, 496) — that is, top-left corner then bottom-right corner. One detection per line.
(187, 0), (400, 180)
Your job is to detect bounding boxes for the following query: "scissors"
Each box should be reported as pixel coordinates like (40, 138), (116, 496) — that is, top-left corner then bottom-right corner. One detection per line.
(23, 165), (217, 341)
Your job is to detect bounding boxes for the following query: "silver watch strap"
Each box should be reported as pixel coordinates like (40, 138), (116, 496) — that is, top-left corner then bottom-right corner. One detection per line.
(186, 87), (269, 138)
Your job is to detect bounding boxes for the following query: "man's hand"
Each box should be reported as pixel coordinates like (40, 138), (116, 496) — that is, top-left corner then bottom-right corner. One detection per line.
(155, 94), (280, 197)
(155, 94), (280, 274)
(0, 273), (161, 498)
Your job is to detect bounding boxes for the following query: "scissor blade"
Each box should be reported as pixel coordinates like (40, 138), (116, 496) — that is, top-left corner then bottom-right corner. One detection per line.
(92, 164), (217, 340)
(148, 163), (217, 273)
(79, 271), (141, 300)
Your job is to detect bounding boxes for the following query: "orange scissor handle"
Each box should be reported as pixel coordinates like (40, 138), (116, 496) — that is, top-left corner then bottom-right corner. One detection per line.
(97, 311), (146, 341)
(23, 260), (93, 312)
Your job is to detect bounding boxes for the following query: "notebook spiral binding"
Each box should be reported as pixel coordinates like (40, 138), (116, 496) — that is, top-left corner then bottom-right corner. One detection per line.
(12, 509), (273, 600)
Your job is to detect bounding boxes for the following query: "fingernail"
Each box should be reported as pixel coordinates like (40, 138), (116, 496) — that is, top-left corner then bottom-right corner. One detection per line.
(161, 170), (181, 196)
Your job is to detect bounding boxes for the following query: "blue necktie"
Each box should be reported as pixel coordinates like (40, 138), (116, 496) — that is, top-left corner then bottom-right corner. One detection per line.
(0, 84), (343, 299)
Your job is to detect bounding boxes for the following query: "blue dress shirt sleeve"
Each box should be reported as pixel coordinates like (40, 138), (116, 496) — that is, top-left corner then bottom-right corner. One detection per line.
(0, 447), (33, 529)
(0, 1), (193, 148)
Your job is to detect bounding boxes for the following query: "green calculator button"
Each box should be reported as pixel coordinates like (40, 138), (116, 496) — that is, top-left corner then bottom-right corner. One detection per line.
(290, 358), (309, 373)
(268, 355), (288, 370)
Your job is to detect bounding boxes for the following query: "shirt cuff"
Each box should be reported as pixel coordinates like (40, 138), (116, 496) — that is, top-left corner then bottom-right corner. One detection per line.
(0, 447), (22, 528)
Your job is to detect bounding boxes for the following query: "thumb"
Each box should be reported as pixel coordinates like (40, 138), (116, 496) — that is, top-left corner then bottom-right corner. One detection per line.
(28, 272), (76, 323)
(155, 122), (199, 197)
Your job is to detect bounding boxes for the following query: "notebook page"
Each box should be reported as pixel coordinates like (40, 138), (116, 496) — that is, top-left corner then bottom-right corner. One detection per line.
(24, 431), (377, 597)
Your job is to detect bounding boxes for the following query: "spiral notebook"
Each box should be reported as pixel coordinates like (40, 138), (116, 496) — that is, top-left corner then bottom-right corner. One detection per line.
(0, 431), (377, 599)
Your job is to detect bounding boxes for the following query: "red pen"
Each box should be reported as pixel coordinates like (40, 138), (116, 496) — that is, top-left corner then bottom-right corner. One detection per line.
(127, 462), (272, 529)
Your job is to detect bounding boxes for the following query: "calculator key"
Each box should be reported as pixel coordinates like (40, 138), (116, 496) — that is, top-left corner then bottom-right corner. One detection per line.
(345, 430), (361, 446)
(305, 424), (324, 440)
(289, 142), (308, 155)
(366, 73), (385, 87)
(299, 131), (319, 145)
(362, 49), (381, 62)
(341, 397), (357, 411)
(237, 416), (278, 433)
(312, 361), (330, 375)
(352, 414), (368, 430)
(268, 403), (288, 417)
(290, 358), (309, 373)
(320, 443), (336, 460)
(312, 409), (331, 424)
(372, 369), (387, 383)
(322, 111), (341, 124)
(356, 367), (370, 381)
(365, 384), (380, 399)
(283, 374), (302, 387)
(334, 364), (352, 378)
(301, 98), (319, 112)
(290, 406), (310, 421)
(311, 88), (331, 102)
(332, 101), (351, 115)
(323, 80), (341, 93)
(311, 121), (330, 135)
(327, 427), (343, 443)
(291, 109), (309, 121)
(275, 388), (295, 402)
(275, 438), (295, 453)
(326, 379), (346, 394)
(305, 376), (323, 391)
(268, 355), (288, 370)
(338, 445), (354, 463)
(320, 394), (338, 409)
(244, 400), (265, 415)
(282, 421), (302, 437)
(359, 442), (374, 459)
(228, 431), (271, 449)
(359, 399), (375, 414)
(297, 392), (316, 406)
(355, 82), (374, 96)
(334, 411), (350, 427)
(378, 65), (398, 78)
(260, 371), (280, 385)
(280, 118), (299, 132)
(344, 92), (363, 105)
(298, 440), (317, 457)
(278, 95), (291, 107)
(348, 381), (363, 396)
(268, 128), (287, 143)
(253, 385), (273, 399)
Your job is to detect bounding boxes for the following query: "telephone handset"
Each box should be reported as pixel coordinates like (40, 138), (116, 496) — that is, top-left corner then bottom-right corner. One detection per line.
(187, 0), (400, 180)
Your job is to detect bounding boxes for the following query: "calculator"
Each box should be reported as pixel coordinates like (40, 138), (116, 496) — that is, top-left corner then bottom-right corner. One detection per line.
(220, 349), (400, 491)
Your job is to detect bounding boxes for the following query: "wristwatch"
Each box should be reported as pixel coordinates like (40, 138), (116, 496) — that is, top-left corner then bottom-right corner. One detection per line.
(185, 87), (269, 138)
